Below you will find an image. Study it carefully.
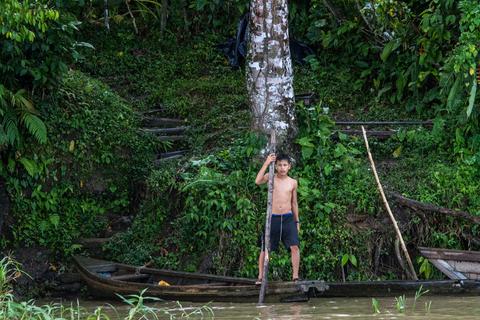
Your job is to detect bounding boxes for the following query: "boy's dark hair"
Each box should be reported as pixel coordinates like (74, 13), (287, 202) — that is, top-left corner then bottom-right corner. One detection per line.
(276, 153), (291, 163)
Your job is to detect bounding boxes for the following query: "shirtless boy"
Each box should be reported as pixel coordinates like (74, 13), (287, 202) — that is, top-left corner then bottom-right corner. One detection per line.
(255, 153), (300, 284)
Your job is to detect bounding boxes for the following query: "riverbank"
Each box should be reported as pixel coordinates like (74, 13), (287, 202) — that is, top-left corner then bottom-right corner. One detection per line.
(3, 11), (480, 298)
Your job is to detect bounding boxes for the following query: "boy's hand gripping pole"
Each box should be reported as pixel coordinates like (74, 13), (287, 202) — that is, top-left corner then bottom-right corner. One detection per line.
(258, 129), (276, 304)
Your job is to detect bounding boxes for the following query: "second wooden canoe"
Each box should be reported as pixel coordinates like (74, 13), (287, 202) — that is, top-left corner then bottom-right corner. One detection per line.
(419, 247), (480, 280)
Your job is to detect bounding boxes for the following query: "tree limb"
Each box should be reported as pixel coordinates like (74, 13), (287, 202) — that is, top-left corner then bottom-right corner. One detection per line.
(390, 192), (480, 224)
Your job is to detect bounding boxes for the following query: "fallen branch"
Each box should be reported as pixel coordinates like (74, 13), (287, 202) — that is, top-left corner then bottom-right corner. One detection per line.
(390, 192), (480, 224)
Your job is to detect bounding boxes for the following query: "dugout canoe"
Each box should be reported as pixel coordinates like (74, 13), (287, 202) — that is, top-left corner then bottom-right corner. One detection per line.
(74, 256), (480, 302)
(73, 255), (327, 303)
(419, 247), (480, 280)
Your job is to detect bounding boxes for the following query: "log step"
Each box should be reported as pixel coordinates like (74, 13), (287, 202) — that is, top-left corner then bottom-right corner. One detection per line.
(157, 135), (186, 141)
(158, 150), (187, 158)
(141, 116), (186, 127)
(77, 237), (112, 249)
(141, 126), (189, 134)
(335, 120), (432, 126)
(337, 129), (396, 138)
(154, 154), (183, 164)
(295, 92), (317, 106)
(111, 273), (150, 281)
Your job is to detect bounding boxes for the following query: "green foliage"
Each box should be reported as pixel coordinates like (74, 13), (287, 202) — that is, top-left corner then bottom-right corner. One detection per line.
(305, 0), (480, 153)
(417, 257), (433, 279)
(0, 257), (214, 318)
(371, 298), (381, 314)
(2, 71), (155, 256)
(0, 0), (87, 149)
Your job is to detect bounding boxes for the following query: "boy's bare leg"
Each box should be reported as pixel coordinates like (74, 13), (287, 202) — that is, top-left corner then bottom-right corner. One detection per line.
(290, 245), (300, 280)
(258, 250), (265, 280)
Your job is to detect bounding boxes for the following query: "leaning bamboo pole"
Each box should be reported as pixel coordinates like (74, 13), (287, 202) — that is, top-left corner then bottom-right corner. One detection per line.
(361, 126), (418, 280)
(258, 130), (276, 304)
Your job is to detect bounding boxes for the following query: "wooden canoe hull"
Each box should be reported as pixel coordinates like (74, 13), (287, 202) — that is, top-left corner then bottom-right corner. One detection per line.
(73, 256), (327, 303)
(75, 255), (480, 302)
(419, 247), (480, 280)
(321, 279), (480, 297)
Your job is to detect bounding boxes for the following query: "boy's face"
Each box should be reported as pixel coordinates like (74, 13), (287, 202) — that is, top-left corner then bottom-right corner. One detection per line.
(275, 159), (291, 176)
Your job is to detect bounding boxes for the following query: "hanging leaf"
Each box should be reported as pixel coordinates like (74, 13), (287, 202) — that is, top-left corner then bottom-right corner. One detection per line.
(19, 157), (37, 177)
(350, 254), (358, 267)
(467, 76), (477, 118)
(393, 145), (403, 158)
(381, 39), (401, 62)
(447, 77), (461, 109)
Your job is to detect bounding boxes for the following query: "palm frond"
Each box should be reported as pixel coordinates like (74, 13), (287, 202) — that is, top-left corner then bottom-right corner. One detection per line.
(21, 113), (47, 144)
(4, 117), (20, 146)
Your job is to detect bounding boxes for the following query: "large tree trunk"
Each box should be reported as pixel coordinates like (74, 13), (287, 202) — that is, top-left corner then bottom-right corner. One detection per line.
(247, 0), (296, 150)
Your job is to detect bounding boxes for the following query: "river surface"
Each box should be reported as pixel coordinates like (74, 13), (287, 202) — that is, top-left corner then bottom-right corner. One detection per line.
(46, 295), (480, 319)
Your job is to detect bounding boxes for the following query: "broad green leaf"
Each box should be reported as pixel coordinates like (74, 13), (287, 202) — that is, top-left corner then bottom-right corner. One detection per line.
(467, 76), (477, 118)
(350, 254), (358, 267)
(381, 39), (401, 62)
(341, 254), (349, 267)
(19, 157), (37, 177)
(301, 146), (314, 159)
(393, 145), (403, 158)
(297, 136), (315, 147)
(447, 77), (461, 109)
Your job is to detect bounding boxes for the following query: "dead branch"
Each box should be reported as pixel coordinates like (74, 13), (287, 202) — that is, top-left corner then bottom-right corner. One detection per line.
(390, 192), (480, 224)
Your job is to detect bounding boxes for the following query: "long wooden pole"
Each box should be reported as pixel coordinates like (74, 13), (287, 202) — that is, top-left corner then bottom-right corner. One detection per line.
(361, 126), (418, 280)
(258, 130), (276, 304)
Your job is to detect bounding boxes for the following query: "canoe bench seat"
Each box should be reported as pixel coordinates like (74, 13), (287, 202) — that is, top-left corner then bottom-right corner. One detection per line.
(110, 273), (150, 282)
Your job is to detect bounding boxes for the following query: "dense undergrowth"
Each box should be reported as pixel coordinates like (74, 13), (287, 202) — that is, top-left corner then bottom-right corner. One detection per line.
(2, 71), (156, 255)
(1, 0), (480, 289)
(80, 24), (479, 281)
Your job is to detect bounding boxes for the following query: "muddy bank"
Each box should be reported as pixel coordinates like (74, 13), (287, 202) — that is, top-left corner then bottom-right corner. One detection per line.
(11, 247), (83, 298)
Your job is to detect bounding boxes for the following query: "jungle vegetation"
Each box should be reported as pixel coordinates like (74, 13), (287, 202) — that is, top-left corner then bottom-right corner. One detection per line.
(1, 0), (480, 286)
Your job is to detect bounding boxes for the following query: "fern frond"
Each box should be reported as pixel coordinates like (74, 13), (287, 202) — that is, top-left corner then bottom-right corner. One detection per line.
(21, 113), (47, 144)
(0, 126), (8, 147)
(11, 89), (34, 113)
(4, 117), (20, 146)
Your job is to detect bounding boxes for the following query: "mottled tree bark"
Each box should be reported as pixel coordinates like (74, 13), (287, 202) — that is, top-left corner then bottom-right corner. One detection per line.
(247, 0), (296, 150)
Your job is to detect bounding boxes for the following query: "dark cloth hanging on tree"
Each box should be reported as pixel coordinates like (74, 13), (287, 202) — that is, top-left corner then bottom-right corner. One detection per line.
(217, 14), (315, 69)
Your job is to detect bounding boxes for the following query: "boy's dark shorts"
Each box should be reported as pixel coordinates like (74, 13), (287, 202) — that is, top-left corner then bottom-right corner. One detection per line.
(258, 212), (300, 252)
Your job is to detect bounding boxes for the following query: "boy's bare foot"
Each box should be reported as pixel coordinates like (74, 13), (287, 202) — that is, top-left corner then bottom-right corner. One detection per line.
(255, 278), (263, 285)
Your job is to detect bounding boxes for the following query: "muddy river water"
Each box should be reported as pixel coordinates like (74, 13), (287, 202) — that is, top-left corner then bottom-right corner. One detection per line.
(50, 295), (480, 319)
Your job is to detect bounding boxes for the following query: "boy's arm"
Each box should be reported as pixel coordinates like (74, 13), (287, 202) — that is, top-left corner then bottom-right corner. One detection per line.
(255, 153), (276, 185)
(291, 179), (299, 230)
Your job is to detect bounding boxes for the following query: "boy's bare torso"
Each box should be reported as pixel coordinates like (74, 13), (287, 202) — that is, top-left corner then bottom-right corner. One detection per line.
(272, 175), (295, 214)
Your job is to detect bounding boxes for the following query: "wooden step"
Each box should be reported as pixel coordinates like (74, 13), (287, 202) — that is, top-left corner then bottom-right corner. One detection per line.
(337, 129), (396, 138)
(335, 120), (432, 126)
(141, 116), (186, 127)
(295, 92), (317, 106)
(158, 150), (187, 158)
(154, 155), (183, 164)
(157, 135), (186, 141)
(78, 237), (112, 246)
(141, 126), (189, 134)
